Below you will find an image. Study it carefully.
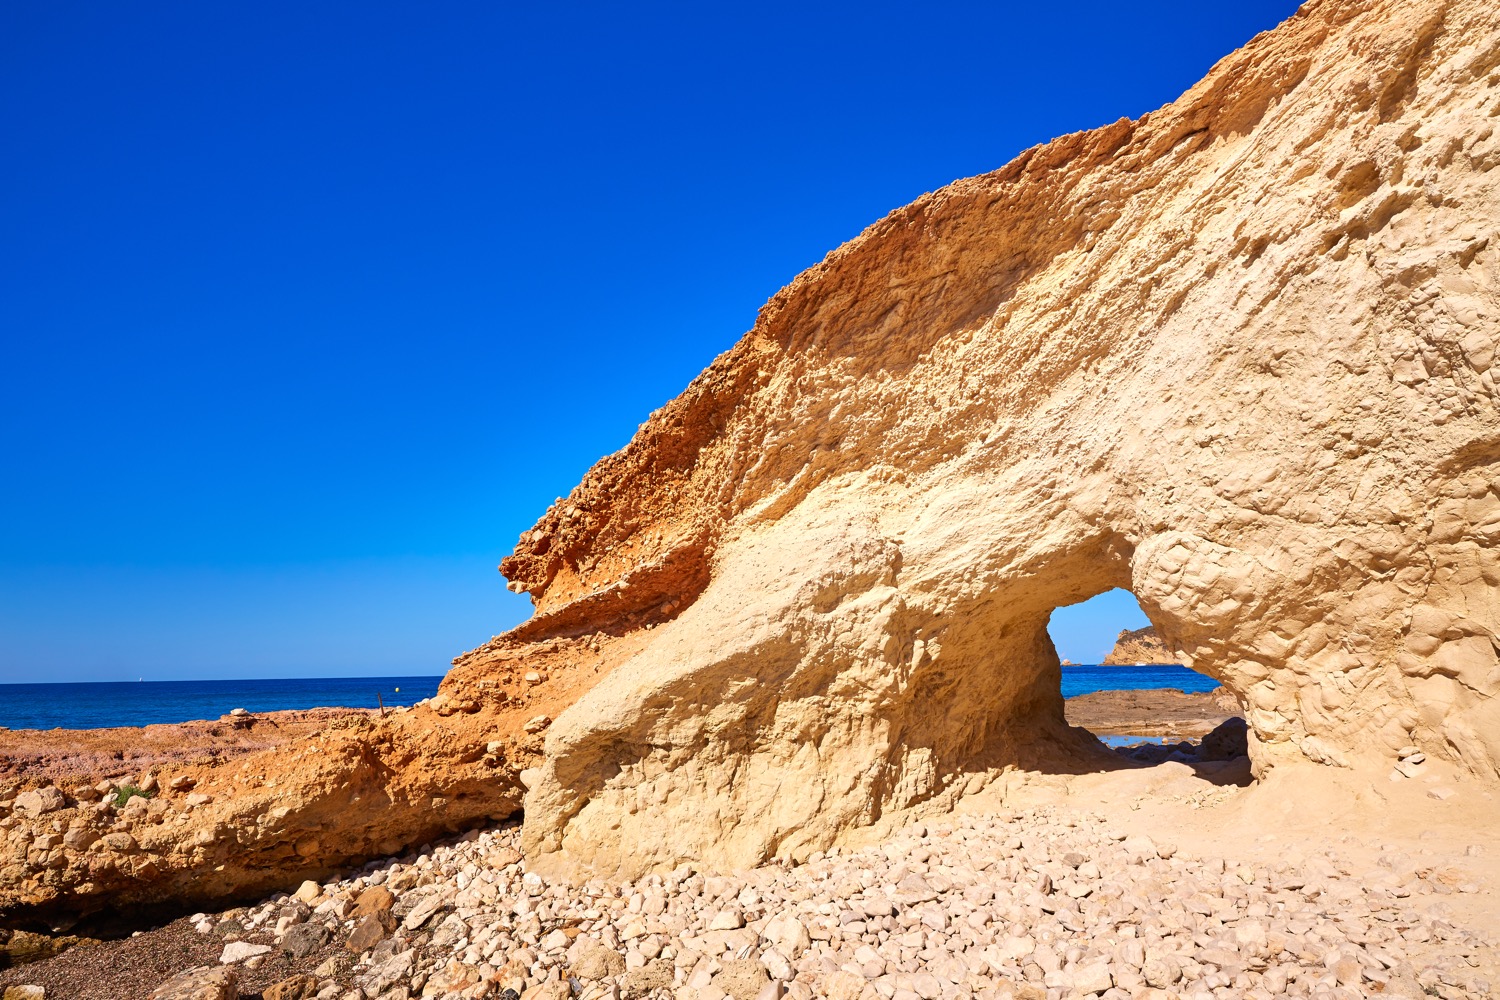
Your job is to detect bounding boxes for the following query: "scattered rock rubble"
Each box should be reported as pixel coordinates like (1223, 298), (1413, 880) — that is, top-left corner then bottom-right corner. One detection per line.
(66, 807), (1480, 1000)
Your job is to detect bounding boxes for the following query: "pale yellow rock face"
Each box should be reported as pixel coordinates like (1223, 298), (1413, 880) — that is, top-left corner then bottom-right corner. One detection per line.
(502, 0), (1500, 880)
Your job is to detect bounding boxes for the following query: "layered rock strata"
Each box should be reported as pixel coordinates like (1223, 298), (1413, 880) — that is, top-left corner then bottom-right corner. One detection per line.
(0, 604), (667, 929)
(0, 709), (516, 934)
(493, 0), (1500, 880)
(2, 0), (1499, 927)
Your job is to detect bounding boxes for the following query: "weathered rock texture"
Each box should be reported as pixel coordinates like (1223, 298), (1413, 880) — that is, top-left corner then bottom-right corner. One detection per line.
(0, 709), (519, 933)
(0, 605), (657, 929)
(2, 0), (1498, 929)
(480, 0), (1500, 880)
(1101, 626), (1175, 665)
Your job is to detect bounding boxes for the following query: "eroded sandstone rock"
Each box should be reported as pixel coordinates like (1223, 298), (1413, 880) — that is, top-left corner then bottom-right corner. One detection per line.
(1, 0), (1497, 929)
(493, 0), (1500, 879)
(0, 701), (535, 931)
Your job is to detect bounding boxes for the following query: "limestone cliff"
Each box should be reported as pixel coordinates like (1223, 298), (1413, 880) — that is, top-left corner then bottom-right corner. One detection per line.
(1101, 627), (1176, 665)
(3, 0), (1499, 925)
(475, 0), (1500, 880)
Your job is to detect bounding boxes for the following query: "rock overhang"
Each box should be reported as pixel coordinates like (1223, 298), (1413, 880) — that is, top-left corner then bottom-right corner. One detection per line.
(479, 0), (1500, 879)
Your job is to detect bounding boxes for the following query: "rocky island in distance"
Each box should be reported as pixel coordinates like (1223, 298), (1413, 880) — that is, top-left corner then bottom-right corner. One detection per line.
(1100, 629), (1175, 667)
(3, 0), (1499, 996)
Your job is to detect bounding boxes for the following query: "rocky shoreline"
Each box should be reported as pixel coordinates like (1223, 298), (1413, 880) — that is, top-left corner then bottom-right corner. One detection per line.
(3, 686), (1493, 1000)
(3, 0), (1498, 991)
(1, 753), (1493, 1000)
(0, 698), (531, 938)
(0, 708), (374, 789)
(1063, 689), (1239, 742)
(0, 685), (1238, 943)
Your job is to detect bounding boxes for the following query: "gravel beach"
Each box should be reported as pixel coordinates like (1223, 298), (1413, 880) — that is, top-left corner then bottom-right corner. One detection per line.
(3, 757), (1493, 1000)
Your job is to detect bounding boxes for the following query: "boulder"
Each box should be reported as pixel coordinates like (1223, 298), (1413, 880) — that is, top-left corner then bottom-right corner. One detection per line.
(313, 953), (352, 978)
(761, 914), (810, 959)
(263, 974), (319, 1000)
(621, 960), (674, 996)
(280, 921), (329, 958)
(12, 788), (64, 815)
(1198, 717), (1250, 761)
(714, 958), (771, 1000)
(1067, 963), (1114, 995)
(346, 913), (388, 954)
(218, 941), (271, 963)
(401, 889), (453, 930)
(568, 937), (625, 980)
(0, 930), (84, 967)
(352, 885), (396, 927)
(100, 832), (137, 852)
(148, 966), (237, 1000)
(519, 984), (568, 1000)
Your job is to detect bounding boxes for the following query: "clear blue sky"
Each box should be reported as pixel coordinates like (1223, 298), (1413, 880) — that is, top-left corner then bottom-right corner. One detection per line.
(0, 1), (1298, 681)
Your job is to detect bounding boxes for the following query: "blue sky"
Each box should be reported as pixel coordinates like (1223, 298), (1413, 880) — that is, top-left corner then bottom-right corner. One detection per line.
(1, 1), (1298, 681)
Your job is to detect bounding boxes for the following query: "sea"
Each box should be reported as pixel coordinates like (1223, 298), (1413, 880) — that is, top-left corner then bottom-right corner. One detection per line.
(0, 664), (1218, 732)
(1057, 663), (1218, 699)
(0, 675), (444, 731)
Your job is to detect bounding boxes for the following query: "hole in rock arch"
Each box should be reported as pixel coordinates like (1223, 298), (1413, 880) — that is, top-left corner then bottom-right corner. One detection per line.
(1046, 588), (1249, 779)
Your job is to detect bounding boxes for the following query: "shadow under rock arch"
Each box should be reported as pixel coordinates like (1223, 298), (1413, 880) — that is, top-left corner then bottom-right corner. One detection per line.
(880, 546), (1253, 807)
(1047, 587), (1252, 786)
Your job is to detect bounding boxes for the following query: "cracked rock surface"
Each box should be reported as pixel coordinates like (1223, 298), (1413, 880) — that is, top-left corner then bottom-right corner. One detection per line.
(2, 0), (1499, 936)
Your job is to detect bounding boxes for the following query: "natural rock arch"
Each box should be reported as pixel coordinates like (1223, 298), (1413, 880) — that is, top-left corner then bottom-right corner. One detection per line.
(453, 0), (1500, 880)
(2, 0), (1497, 932)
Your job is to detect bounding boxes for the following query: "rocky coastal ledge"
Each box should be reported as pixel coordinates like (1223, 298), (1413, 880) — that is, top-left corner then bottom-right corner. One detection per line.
(0, 709), (373, 789)
(3, 0), (1499, 989)
(1, 760), (1493, 1000)
(1064, 689), (1240, 741)
(0, 682), (1237, 942)
(1, 0), (1498, 939)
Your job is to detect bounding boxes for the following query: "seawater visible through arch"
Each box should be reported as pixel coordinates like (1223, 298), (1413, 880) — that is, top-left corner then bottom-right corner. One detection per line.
(1048, 588), (1245, 769)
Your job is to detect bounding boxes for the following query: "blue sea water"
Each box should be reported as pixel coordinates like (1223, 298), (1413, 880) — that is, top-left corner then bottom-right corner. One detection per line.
(0, 664), (1215, 731)
(1097, 734), (1178, 748)
(0, 676), (444, 731)
(1059, 663), (1218, 699)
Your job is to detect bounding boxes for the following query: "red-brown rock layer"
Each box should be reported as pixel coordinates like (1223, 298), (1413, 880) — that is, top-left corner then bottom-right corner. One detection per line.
(3, 0), (1498, 926)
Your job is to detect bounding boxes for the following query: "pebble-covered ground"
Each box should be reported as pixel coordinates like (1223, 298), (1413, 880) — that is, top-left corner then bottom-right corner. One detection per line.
(12, 797), (1484, 1000)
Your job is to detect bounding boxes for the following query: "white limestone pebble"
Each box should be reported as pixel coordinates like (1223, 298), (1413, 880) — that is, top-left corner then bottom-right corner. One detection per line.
(183, 804), (1496, 1000)
(218, 941), (272, 963)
